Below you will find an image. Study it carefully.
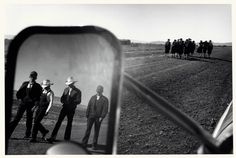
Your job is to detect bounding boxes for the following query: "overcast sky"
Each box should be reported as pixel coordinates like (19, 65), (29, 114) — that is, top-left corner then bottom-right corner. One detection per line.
(5, 4), (232, 42)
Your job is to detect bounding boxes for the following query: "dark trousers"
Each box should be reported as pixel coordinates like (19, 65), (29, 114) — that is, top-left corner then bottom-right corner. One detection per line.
(32, 107), (48, 139)
(82, 117), (101, 146)
(8, 102), (34, 138)
(50, 107), (75, 140)
(165, 47), (170, 53)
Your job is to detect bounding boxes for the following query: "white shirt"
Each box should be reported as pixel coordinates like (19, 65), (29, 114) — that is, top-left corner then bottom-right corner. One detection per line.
(68, 88), (72, 96)
(27, 82), (33, 88)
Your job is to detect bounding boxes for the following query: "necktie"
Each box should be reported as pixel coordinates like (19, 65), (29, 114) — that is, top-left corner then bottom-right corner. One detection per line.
(66, 89), (70, 103)
(27, 83), (33, 88)
(69, 88), (72, 95)
(28, 83), (33, 92)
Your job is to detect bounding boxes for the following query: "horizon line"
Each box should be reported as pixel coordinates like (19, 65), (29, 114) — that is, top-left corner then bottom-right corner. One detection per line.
(4, 35), (232, 44)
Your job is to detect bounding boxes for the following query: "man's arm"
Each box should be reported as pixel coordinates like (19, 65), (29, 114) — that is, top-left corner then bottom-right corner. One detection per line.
(74, 89), (81, 105)
(45, 91), (54, 115)
(31, 84), (42, 112)
(86, 97), (92, 118)
(101, 97), (109, 119)
(60, 88), (67, 104)
(33, 83), (42, 102)
(16, 82), (27, 100)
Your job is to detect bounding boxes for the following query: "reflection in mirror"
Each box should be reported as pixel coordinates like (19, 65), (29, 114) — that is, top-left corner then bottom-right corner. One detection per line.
(6, 32), (121, 155)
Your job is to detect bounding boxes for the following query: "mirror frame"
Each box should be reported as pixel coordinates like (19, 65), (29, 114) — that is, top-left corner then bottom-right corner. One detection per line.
(5, 26), (123, 154)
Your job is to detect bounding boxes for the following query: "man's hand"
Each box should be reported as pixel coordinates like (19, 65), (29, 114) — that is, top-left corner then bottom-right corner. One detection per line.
(99, 117), (103, 122)
(31, 106), (36, 112)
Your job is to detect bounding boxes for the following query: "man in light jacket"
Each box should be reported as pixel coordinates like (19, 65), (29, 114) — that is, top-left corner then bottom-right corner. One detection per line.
(82, 85), (108, 150)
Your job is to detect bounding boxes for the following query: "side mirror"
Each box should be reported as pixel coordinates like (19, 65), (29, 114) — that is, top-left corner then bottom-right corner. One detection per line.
(5, 26), (123, 154)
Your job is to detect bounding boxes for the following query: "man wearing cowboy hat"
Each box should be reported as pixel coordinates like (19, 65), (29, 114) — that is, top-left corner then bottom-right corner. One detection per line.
(48, 76), (81, 143)
(30, 79), (54, 142)
(8, 71), (42, 139)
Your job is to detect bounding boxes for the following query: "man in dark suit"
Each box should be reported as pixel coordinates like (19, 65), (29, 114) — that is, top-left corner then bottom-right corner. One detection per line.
(82, 85), (109, 150)
(8, 71), (42, 139)
(48, 76), (81, 143)
(203, 41), (209, 58)
(207, 40), (213, 58)
(164, 39), (171, 55)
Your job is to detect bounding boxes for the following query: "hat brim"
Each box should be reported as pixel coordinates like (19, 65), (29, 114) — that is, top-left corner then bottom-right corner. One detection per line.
(65, 81), (77, 85)
(41, 83), (53, 88)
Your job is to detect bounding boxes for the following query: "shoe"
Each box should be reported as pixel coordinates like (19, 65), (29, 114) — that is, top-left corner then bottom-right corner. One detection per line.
(29, 138), (37, 143)
(92, 144), (97, 150)
(47, 138), (54, 144)
(64, 138), (70, 141)
(42, 130), (49, 139)
(81, 143), (87, 148)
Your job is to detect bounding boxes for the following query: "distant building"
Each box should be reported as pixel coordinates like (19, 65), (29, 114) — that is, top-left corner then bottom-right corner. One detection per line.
(120, 39), (131, 45)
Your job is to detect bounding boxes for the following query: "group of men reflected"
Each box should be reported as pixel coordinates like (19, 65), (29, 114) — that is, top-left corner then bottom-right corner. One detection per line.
(9, 71), (108, 150)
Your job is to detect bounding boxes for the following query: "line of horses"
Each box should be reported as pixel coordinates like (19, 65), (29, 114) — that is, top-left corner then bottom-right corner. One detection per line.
(165, 39), (213, 59)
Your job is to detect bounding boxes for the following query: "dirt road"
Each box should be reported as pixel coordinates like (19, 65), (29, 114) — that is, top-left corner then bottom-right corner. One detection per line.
(7, 105), (108, 155)
(117, 46), (232, 154)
